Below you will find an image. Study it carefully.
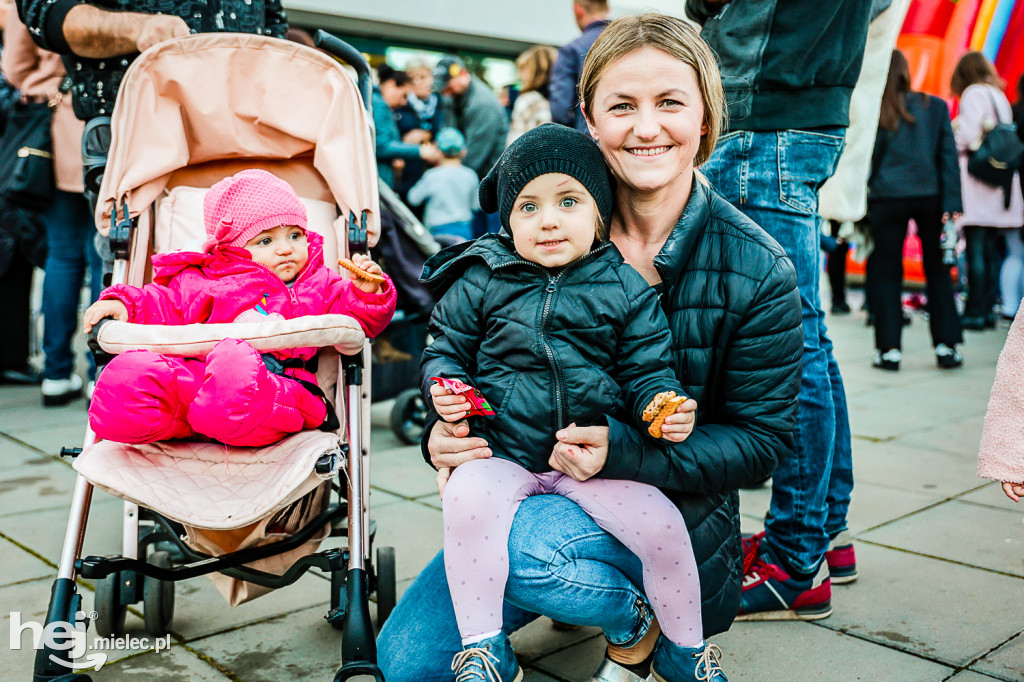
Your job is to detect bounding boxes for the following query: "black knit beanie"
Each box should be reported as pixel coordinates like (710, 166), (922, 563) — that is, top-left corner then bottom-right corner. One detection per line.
(479, 123), (613, 234)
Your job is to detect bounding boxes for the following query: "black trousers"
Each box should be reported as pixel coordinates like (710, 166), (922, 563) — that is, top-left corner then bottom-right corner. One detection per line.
(963, 225), (1003, 319)
(866, 196), (962, 351)
(0, 251), (34, 371)
(826, 220), (849, 306)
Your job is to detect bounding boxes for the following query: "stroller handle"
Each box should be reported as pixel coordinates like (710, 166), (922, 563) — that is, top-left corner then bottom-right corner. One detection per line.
(314, 31), (372, 113)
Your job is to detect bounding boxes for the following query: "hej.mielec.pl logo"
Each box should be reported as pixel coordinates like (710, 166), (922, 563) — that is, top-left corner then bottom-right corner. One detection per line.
(9, 609), (171, 671)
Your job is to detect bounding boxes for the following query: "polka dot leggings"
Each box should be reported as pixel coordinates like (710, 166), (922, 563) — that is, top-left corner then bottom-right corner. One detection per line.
(442, 456), (703, 647)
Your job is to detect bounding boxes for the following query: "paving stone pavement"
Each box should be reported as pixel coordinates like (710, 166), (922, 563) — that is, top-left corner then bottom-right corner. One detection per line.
(2, 294), (1022, 681)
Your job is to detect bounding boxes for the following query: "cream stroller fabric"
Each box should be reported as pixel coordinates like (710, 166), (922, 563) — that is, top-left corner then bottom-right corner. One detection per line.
(74, 34), (377, 606)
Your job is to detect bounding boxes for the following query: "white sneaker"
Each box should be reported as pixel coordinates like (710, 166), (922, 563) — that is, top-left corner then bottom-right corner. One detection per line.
(41, 375), (84, 407)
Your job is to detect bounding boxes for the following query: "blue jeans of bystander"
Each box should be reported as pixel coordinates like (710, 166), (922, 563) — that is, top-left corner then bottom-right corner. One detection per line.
(700, 129), (853, 572)
(377, 494), (655, 681)
(41, 190), (103, 381)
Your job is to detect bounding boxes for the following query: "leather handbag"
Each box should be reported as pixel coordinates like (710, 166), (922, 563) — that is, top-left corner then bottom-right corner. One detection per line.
(0, 98), (56, 213)
(967, 90), (1024, 207)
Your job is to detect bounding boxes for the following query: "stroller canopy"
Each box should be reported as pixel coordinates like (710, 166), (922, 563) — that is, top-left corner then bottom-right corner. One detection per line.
(96, 33), (380, 246)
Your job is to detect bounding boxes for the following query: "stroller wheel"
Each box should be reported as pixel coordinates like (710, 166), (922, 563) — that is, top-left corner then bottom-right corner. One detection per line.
(375, 546), (397, 626)
(94, 572), (128, 638)
(390, 389), (426, 445)
(143, 550), (175, 636)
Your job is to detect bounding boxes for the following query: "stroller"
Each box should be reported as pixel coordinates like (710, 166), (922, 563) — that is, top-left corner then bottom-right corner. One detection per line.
(32, 32), (392, 682)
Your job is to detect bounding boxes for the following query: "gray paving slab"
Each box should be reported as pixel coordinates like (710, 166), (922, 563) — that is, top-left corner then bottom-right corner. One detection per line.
(368, 442), (440, 499)
(371, 499), (443, 583)
(823, 543), (1024, 667)
(7, 417), (93, 459)
(0, 536), (54, 586)
(890, 411), (990, 459)
(843, 479), (946, 533)
(948, 672), (1015, 682)
(2, 579), (58, 673)
(71, 645), (232, 682)
(958, 483), (1023, 513)
(2, 495), (125, 563)
(0, 456), (87, 517)
(858, 499), (1024, 577)
(850, 438), (985, 498)
(970, 631), (1024, 681)
(511, 617), (602, 666)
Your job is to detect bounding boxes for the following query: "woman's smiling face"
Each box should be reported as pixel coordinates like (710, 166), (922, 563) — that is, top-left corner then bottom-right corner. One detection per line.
(586, 46), (707, 194)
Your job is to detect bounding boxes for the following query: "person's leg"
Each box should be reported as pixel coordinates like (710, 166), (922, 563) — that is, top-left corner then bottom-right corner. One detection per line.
(0, 251), (35, 376)
(551, 475), (701, 646)
(866, 199), (910, 354)
(89, 350), (201, 442)
(914, 198), (964, 349)
(186, 339), (326, 446)
(962, 225), (988, 324)
(982, 227), (1002, 325)
(827, 220), (850, 312)
(41, 191), (88, 382)
(441, 457), (542, 642)
(1000, 228), (1024, 319)
(377, 494), (652, 681)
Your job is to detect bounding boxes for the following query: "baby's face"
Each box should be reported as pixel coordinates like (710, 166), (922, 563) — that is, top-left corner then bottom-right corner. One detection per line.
(509, 173), (597, 268)
(244, 225), (309, 282)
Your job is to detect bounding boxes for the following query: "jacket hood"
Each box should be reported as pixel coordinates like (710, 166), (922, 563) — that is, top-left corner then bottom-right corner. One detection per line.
(150, 230), (326, 286)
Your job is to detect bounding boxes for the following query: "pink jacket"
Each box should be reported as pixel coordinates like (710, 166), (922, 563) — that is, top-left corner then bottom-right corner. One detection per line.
(954, 84), (1024, 229)
(979, 315), (1024, 485)
(100, 232), (396, 383)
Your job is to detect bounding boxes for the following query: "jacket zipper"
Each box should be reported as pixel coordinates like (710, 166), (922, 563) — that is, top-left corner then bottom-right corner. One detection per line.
(491, 244), (609, 430)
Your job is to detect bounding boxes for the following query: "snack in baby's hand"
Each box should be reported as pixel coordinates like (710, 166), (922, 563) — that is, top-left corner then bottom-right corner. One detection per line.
(643, 391), (688, 439)
(430, 377), (496, 417)
(338, 257), (386, 285)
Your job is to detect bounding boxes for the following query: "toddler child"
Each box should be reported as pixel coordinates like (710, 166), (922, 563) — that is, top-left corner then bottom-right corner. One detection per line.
(979, 315), (1024, 503)
(420, 124), (724, 682)
(84, 169), (396, 447)
(406, 127), (479, 242)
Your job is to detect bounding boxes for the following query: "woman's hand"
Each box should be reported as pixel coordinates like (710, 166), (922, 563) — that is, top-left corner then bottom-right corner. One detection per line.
(1002, 481), (1024, 502)
(82, 299), (128, 333)
(660, 398), (697, 442)
(550, 423), (609, 482)
(427, 419), (491, 496)
(430, 383), (470, 422)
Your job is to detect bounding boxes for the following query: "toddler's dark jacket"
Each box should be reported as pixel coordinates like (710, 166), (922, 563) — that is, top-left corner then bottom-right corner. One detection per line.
(420, 233), (684, 472)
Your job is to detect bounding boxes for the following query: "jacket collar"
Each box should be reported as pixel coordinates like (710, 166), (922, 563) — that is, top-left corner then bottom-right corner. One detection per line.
(653, 176), (711, 286)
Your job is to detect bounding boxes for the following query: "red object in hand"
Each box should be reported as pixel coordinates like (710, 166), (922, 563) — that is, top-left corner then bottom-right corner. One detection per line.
(430, 377), (496, 417)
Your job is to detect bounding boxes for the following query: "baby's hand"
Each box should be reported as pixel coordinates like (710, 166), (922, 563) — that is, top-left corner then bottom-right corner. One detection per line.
(430, 383), (470, 422)
(83, 300), (129, 333)
(345, 253), (385, 294)
(660, 398), (697, 443)
(1002, 481), (1024, 503)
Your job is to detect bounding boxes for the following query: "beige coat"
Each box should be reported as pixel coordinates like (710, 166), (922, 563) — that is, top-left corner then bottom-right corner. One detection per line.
(1, 12), (84, 193)
(979, 315), (1024, 485)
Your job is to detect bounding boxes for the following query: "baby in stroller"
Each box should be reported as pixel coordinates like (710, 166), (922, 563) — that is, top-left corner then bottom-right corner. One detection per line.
(82, 168), (397, 447)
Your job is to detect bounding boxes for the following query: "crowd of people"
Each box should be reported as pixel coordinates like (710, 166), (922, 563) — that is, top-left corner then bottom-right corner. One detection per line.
(1, 0), (1023, 680)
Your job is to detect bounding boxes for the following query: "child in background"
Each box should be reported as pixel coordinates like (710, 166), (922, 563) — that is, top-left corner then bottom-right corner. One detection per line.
(406, 127), (479, 242)
(979, 315), (1024, 503)
(83, 169), (396, 447)
(420, 124), (723, 682)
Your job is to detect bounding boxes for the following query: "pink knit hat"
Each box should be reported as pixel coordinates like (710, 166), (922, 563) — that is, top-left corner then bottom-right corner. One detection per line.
(202, 169), (307, 252)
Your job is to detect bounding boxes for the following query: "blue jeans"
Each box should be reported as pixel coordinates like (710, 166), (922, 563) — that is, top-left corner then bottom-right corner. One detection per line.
(701, 129), (853, 572)
(41, 190), (103, 381)
(378, 494), (656, 681)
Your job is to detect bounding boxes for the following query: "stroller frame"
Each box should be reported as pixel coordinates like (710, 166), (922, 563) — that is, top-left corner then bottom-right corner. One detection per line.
(31, 32), (389, 682)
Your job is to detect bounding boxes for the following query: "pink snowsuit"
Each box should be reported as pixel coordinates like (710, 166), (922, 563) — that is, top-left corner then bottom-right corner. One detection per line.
(88, 231), (396, 446)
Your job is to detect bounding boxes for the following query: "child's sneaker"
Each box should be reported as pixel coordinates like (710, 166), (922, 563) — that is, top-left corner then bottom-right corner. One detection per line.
(450, 633), (523, 682)
(648, 640), (727, 681)
(736, 535), (832, 620)
(825, 531), (858, 584)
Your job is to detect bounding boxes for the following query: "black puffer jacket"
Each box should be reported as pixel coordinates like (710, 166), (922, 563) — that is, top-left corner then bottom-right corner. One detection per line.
(420, 179), (802, 636)
(420, 234), (684, 472)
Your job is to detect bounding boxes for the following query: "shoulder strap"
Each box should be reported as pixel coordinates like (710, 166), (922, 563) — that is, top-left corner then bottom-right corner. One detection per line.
(984, 86), (1007, 125)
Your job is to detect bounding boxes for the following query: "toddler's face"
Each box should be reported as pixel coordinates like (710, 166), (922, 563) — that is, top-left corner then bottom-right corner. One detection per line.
(244, 225), (309, 282)
(509, 173), (598, 269)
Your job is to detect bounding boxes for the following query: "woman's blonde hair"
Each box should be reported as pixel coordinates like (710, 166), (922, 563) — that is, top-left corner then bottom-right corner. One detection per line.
(578, 13), (724, 167)
(516, 45), (558, 94)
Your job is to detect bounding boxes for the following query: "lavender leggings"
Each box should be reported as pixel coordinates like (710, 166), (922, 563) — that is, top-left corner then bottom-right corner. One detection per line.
(442, 457), (703, 647)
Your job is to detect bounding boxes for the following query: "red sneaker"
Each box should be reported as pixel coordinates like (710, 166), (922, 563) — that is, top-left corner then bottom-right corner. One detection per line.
(825, 531), (858, 584)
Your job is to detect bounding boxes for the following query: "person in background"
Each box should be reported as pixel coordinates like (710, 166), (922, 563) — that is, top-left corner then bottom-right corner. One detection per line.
(951, 52), (1024, 330)
(864, 49), (963, 372)
(824, 220), (851, 314)
(406, 127), (478, 242)
(549, 0), (610, 134)
(688, 0), (872, 621)
(3, 10), (102, 405)
(433, 54), (509, 235)
(506, 45), (557, 146)
(978, 315), (1024, 505)
(373, 64), (441, 191)
(394, 58), (446, 202)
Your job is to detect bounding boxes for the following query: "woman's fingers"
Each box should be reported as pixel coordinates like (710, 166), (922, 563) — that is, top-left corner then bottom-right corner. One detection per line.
(1003, 481), (1022, 503)
(428, 419), (491, 469)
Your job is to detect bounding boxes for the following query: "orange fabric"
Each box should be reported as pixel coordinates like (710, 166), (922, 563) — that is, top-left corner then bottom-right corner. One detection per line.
(97, 33), (379, 247)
